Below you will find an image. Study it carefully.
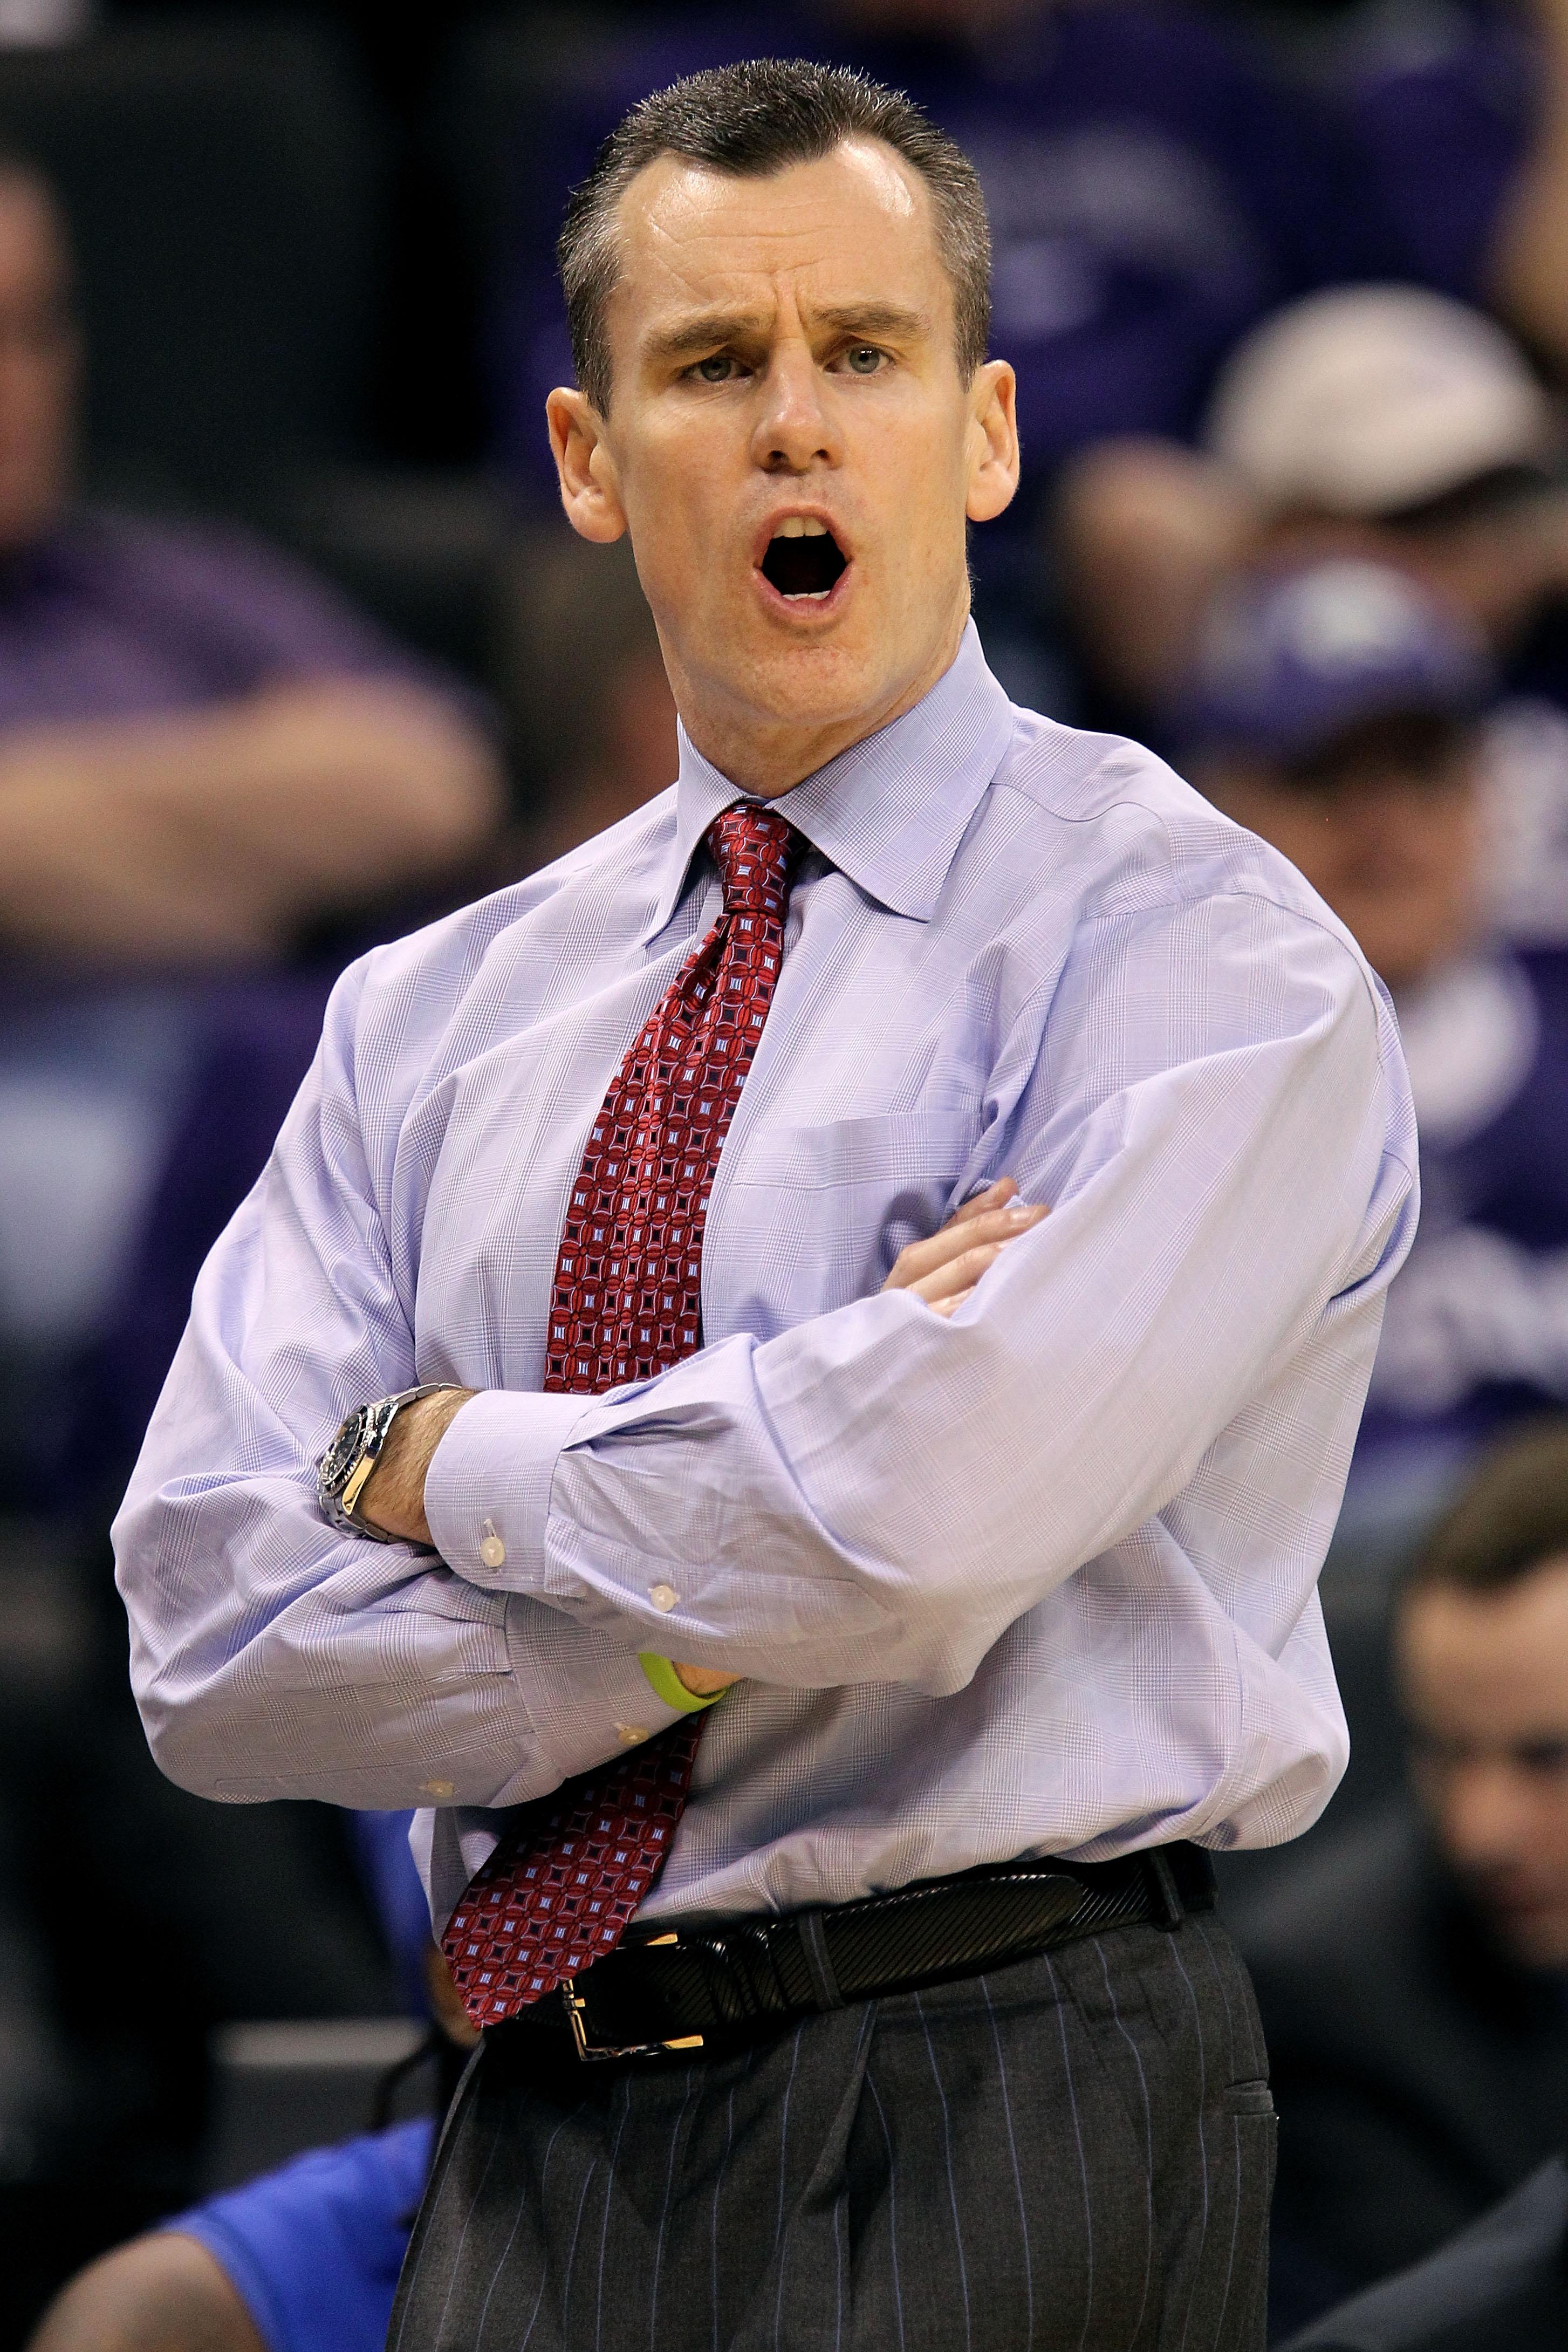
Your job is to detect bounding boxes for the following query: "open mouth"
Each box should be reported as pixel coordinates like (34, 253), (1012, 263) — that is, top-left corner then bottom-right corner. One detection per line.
(760, 517), (848, 601)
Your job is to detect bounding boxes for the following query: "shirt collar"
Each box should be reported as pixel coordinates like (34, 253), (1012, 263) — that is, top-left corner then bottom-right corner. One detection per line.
(641, 620), (1014, 944)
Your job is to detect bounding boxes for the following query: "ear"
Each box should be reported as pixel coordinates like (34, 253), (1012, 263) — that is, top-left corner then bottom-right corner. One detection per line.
(964, 360), (1020, 526)
(546, 387), (628, 545)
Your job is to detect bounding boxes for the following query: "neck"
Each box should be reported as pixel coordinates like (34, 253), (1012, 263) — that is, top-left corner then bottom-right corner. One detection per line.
(674, 605), (969, 799)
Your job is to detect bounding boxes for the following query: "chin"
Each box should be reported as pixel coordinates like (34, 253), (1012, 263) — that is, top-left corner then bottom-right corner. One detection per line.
(740, 632), (887, 722)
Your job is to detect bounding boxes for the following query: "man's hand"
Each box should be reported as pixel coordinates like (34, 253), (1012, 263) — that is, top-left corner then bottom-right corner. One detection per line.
(882, 1175), (1047, 1316)
(357, 1387), (476, 1546)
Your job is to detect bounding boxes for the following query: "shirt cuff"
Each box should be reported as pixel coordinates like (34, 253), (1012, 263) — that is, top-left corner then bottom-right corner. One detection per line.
(424, 1386), (586, 1589)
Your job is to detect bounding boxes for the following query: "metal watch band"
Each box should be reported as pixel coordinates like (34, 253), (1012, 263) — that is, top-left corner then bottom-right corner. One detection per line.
(316, 1382), (462, 1542)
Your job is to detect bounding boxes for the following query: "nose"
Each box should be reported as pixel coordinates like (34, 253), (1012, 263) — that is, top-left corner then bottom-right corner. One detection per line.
(749, 341), (840, 475)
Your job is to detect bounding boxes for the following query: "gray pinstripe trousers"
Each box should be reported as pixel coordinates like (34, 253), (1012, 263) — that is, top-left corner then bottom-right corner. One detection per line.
(388, 1910), (1273, 2351)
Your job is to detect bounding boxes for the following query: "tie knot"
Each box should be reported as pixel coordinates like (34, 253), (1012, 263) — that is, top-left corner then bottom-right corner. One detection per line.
(706, 804), (803, 920)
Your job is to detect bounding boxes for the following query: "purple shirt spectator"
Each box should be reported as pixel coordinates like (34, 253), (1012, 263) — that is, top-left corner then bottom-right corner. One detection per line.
(0, 507), (423, 727)
(500, 5), (1400, 501)
(0, 511), (492, 1509)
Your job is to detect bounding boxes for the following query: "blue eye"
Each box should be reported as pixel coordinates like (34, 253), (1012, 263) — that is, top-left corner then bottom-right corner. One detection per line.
(845, 347), (883, 374)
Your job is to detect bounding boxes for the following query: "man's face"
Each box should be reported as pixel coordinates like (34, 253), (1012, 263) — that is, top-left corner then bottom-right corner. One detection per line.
(0, 175), (76, 554)
(548, 141), (1017, 788)
(1398, 1558), (1568, 1969)
(1196, 739), (1481, 992)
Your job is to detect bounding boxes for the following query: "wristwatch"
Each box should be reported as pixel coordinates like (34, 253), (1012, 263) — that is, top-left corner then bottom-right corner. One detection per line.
(316, 1383), (461, 1541)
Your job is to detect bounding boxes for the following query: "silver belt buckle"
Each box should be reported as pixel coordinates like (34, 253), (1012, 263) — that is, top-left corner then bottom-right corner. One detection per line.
(561, 1933), (705, 2062)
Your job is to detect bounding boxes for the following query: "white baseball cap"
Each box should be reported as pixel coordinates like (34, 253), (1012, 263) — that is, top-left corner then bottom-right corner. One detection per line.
(1204, 285), (1556, 516)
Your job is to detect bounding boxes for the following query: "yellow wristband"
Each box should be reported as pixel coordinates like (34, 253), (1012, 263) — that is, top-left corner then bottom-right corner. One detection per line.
(638, 1653), (725, 1713)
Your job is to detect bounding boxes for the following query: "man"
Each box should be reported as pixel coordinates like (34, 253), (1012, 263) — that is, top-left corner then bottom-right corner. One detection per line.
(0, 150), (498, 963)
(496, 0), (1397, 710)
(116, 61), (1414, 2348)
(1177, 557), (1568, 1542)
(1237, 1419), (1568, 2329)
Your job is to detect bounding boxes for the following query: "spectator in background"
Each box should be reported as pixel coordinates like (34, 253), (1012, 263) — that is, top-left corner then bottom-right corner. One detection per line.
(0, 142), (504, 1507)
(1235, 1421), (1568, 2333)
(1202, 287), (1568, 716)
(1177, 558), (1568, 1537)
(1060, 287), (1568, 955)
(0, 148), (499, 964)
(1060, 287), (1568, 734)
(25, 1813), (478, 2352)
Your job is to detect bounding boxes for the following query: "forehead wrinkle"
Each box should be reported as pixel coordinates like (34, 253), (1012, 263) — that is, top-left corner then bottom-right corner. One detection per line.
(605, 145), (953, 394)
(640, 307), (772, 366)
(639, 295), (933, 369)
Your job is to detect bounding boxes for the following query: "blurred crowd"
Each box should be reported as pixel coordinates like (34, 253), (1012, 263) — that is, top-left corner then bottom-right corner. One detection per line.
(3, 0), (1568, 2344)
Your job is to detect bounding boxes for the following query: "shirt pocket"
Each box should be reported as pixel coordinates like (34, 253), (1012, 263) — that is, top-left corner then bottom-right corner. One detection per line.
(721, 1112), (984, 1322)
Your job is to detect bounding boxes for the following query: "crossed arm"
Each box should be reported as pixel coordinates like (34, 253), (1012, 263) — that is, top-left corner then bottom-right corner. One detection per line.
(358, 1179), (1049, 1695)
(114, 878), (1408, 1813)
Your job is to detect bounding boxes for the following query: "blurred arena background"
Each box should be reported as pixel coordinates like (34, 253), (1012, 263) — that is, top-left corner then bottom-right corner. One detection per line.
(4, 1), (1568, 2344)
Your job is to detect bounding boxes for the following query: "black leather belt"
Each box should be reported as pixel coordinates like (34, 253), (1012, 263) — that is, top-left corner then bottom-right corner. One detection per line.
(503, 1843), (1216, 2064)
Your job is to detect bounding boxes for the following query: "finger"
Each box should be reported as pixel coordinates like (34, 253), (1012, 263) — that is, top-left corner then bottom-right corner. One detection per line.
(929, 1285), (976, 1319)
(883, 1198), (1047, 1291)
(908, 1236), (1024, 1303)
(911, 1242), (1003, 1303)
(947, 1176), (1017, 1231)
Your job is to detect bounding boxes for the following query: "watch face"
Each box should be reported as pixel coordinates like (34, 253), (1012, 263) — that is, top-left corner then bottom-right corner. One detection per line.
(319, 1405), (372, 1496)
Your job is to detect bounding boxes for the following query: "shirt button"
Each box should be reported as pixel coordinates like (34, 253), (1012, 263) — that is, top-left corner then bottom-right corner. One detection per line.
(479, 1519), (505, 1569)
(614, 1723), (648, 1747)
(649, 1582), (678, 1611)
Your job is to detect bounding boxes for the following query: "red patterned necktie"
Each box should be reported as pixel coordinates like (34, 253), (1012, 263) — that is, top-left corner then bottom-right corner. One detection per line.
(442, 803), (805, 2030)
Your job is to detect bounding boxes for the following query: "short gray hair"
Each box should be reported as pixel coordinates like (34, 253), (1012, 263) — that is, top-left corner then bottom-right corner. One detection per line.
(557, 57), (991, 416)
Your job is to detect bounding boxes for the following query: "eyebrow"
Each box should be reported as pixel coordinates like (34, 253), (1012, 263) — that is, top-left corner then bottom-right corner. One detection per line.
(642, 300), (932, 366)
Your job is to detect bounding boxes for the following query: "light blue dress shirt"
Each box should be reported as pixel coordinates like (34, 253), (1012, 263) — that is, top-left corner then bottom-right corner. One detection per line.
(114, 625), (1418, 1933)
